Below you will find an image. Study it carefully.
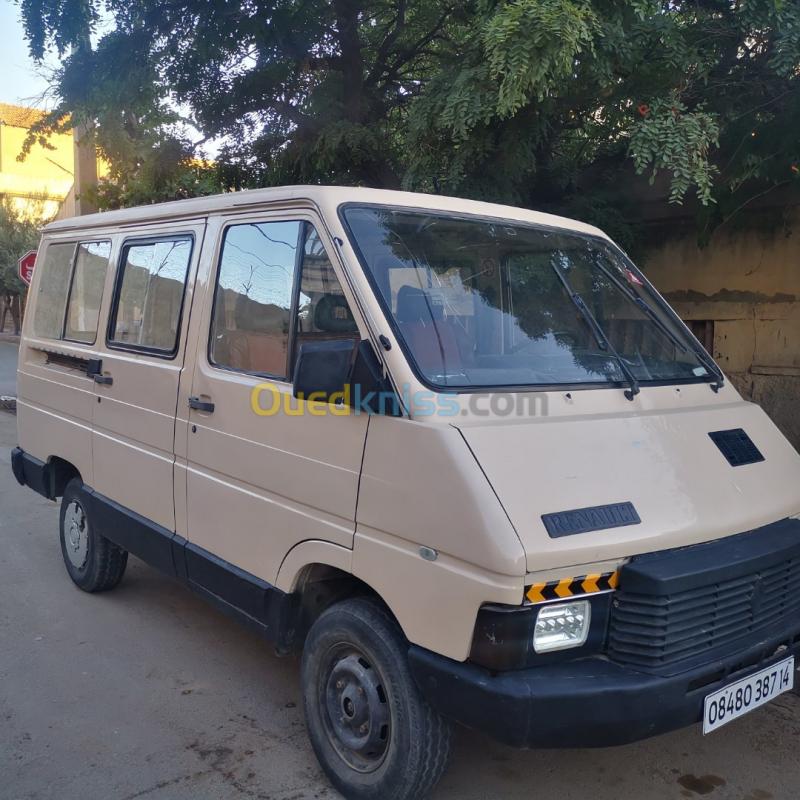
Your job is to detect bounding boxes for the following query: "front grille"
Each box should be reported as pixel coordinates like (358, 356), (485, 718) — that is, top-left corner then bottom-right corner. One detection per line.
(608, 556), (800, 671)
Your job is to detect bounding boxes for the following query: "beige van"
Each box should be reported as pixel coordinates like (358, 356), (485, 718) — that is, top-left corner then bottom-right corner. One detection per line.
(12, 186), (800, 799)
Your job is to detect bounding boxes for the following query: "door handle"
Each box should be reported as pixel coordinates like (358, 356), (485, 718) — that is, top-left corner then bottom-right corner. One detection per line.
(188, 396), (215, 413)
(86, 358), (113, 385)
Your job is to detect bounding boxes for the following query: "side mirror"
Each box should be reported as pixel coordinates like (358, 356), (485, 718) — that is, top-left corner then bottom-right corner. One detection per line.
(293, 339), (400, 414)
(293, 339), (356, 401)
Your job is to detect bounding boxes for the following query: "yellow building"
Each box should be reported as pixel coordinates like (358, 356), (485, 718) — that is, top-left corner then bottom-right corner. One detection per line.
(0, 103), (76, 220)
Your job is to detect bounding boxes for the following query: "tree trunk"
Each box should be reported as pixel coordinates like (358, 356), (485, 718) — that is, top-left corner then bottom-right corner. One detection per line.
(332, 0), (366, 125)
(10, 294), (21, 335)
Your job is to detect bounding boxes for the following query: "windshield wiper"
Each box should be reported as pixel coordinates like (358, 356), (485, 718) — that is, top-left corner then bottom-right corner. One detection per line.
(549, 262), (640, 401)
(592, 256), (724, 392)
(592, 259), (687, 353)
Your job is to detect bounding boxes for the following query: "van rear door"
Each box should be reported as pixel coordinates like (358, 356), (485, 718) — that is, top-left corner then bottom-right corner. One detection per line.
(16, 235), (115, 489)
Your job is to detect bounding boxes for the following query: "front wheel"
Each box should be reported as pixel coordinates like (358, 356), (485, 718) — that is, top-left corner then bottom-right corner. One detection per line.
(59, 478), (128, 592)
(301, 597), (453, 800)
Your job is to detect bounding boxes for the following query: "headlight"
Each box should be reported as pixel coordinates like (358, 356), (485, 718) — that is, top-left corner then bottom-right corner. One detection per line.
(469, 594), (609, 670)
(533, 600), (591, 653)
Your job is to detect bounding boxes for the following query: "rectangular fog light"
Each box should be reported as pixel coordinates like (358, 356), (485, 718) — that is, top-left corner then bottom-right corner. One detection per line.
(533, 599), (591, 653)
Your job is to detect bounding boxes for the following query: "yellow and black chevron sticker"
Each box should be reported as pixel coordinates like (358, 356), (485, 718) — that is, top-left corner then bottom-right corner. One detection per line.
(525, 571), (619, 604)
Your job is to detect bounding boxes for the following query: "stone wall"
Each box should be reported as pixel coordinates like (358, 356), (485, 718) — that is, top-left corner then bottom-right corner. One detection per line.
(641, 209), (800, 449)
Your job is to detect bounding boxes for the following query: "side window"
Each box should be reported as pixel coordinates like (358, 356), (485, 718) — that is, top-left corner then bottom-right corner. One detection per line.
(295, 227), (358, 349)
(33, 240), (111, 342)
(33, 242), (75, 339)
(65, 242), (112, 343)
(109, 237), (192, 354)
(210, 220), (299, 378)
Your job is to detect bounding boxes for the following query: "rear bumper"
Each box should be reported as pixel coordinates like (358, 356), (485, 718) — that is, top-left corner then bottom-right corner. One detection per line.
(409, 628), (800, 748)
(11, 446), (54, 499)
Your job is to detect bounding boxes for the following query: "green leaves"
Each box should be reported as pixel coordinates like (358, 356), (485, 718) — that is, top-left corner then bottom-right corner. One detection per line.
(770, 0), (800, 77)
(0, 199), (41, 297)
(19, 0), (100, 59)
(407, 0), (800, 239)
(422, 0), (600, 144)
(482, 0), (599, 117)
(629, 99), (720, 205)
(14, 0), (800, 248)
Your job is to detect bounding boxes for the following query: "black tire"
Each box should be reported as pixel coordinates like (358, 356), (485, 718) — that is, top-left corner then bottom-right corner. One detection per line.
(301, 597), (452, 800)
(59, 478), (128, 592)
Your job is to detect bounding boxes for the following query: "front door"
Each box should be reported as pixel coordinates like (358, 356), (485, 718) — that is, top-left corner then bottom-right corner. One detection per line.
(180, 210), (369, 587)
(91, 220), (206, 538)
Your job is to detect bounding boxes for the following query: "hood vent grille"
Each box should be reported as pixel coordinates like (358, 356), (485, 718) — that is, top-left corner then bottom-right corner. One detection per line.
(709, 428), (764, 467)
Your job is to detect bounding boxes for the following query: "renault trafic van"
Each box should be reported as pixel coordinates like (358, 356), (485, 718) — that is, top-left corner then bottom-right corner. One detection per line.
(12, 186), (800, 800)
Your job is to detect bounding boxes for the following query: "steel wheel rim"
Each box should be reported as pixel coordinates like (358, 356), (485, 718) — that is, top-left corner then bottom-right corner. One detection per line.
(319, 644), (391, 773)
(64, 500), (89, 569)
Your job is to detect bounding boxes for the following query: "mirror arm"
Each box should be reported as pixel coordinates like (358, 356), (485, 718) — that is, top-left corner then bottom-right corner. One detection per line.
(348, 340), (401, 416)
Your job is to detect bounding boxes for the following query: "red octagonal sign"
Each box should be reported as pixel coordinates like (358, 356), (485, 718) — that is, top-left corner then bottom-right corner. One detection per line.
(18, 250), (37, 286)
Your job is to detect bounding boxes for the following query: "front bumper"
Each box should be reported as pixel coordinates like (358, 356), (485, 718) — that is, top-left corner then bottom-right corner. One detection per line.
(409, 627), (800, 748)
(411, 517), (800, 748)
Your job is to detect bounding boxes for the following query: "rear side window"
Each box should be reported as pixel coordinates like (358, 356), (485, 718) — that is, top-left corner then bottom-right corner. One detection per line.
(109, 237), (193, 355)
(33, 240), (111, 342)
(65, 242), (112, 343)
(210, 221), (299, 378)
(33, 243), (75, 339)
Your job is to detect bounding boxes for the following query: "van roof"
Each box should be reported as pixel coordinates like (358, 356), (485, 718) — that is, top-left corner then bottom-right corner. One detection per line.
(44, 185), (609, 240)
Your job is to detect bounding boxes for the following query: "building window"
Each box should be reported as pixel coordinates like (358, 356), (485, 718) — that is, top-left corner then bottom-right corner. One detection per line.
(686, 319), (715, 355)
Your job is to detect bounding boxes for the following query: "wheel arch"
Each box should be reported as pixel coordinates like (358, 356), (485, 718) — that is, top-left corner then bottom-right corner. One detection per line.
(46, 455), (82, 498)
(276, 541), (409, 652)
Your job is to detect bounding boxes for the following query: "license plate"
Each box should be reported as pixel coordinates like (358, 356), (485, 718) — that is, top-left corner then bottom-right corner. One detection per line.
(703, 656), (794, 734)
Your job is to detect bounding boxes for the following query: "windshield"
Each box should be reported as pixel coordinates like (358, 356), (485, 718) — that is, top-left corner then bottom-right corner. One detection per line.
(343, 205), (715, 391)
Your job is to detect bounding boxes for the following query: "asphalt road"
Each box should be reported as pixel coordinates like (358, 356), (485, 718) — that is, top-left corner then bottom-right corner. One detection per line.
(1, 410), (799, 800)
(0, 341), (18, 397)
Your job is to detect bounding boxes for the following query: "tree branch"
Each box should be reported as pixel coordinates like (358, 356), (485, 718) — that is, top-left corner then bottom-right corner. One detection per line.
(366, 0), (407, 87)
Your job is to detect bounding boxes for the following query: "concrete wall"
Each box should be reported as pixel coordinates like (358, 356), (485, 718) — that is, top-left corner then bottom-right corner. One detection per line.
(642, 209), (800, 449)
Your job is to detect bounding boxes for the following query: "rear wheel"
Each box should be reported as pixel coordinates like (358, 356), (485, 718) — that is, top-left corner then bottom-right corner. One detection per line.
(301, 597), (452, 800)
(59, 478), (128, 592)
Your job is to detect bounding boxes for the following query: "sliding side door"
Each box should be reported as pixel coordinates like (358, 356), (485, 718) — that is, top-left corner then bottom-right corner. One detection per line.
(90, 220), (206, 548)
